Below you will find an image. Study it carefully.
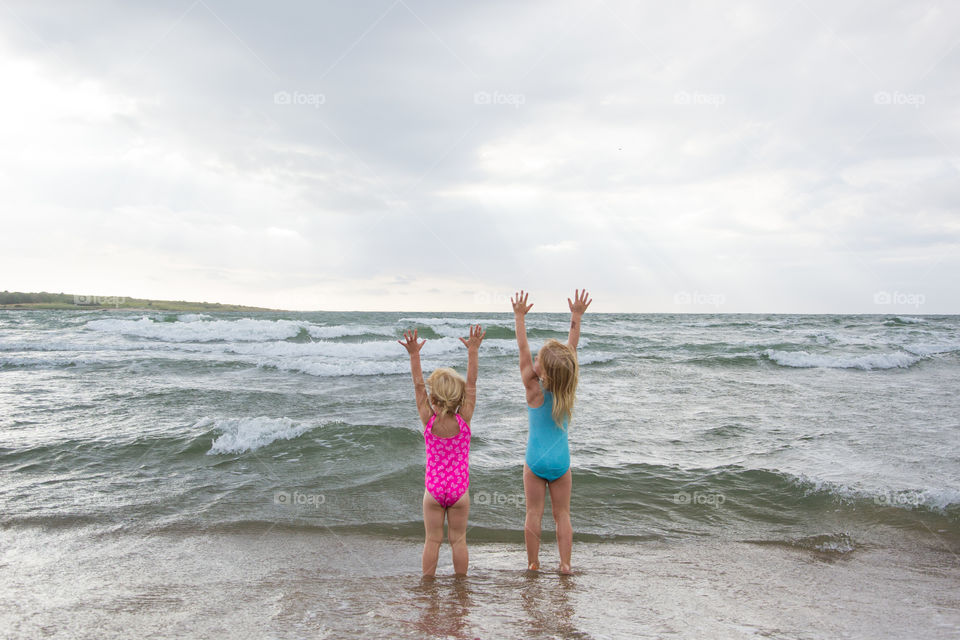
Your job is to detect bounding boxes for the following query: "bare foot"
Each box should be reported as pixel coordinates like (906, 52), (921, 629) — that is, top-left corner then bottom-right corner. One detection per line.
(559, 563), (573, 575)
(527, 561), (540, 571)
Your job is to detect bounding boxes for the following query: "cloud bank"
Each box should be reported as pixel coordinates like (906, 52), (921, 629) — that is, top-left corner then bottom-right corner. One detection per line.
(1, 0), (958, 312)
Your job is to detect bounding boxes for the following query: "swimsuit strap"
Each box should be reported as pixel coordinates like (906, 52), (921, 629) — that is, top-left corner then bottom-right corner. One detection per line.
(426, 413), (469, 438)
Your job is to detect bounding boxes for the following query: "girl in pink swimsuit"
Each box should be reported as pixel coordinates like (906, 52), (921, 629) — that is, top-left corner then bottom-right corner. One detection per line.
(399, 324), (484, 577)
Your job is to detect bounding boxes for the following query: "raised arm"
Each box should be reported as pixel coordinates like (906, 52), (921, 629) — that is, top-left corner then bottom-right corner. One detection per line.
(457, 324), (485, 423)
(566, 288), (592, 350)
(512, 291), (543, 407)
(398, 330), (432, 426)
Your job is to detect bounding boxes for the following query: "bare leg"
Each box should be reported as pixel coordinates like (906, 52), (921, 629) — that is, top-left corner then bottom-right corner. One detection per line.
(548, 469), (573, 574)
(446, 492), (470, 575)
(422, 490), (445, 577)
(523, 463), (547, 570)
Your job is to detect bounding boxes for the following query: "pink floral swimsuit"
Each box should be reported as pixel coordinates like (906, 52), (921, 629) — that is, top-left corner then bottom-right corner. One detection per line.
(423, 413), (471, 508)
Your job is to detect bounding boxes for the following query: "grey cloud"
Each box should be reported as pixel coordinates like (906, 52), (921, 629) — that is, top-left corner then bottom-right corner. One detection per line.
(2, 0), (958, 310)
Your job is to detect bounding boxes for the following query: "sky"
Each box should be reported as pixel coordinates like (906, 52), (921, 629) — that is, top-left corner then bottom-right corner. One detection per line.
(1, 0), (958, 313)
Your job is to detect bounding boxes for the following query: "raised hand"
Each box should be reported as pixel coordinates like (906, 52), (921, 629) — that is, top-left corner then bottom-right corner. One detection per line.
(567, 289), (592, 316)
(511, 291), (533, 316)
(398, 329), (426, 355)
(459, 324), (486, 350)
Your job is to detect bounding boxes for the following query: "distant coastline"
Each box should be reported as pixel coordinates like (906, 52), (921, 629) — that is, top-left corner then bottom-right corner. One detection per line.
(0, 291), (281, 312)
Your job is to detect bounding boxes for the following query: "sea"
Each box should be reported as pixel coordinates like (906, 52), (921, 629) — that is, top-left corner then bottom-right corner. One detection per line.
(1, 310), (958, 639)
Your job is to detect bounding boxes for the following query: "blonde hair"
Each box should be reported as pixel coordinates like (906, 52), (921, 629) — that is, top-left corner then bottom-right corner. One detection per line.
(538, 339), (579, 428)
(427, 367), (466, 417)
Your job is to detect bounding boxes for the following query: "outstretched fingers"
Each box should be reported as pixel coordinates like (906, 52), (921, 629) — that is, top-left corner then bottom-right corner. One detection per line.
(580, 289), (592, 309)
(459, 324), (486, 348)
(399, 329), (426, 352)
(511, 290), (533, 314)
(568, 289), (592, 314)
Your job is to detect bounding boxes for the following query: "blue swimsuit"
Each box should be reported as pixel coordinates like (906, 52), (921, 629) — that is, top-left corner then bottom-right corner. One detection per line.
(525, 390), (570, 481)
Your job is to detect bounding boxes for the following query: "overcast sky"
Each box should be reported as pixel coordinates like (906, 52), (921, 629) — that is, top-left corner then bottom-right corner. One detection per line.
(1, 0), (958, 312)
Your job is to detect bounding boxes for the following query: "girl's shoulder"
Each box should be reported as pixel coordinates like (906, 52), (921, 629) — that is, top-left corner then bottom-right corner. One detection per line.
(525, 380), (547, 410)
(527, 389), (551, 410)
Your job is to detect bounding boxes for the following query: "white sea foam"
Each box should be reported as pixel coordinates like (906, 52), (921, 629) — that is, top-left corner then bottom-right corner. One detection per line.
(399, 316), (512, 328)
(85, 316), (402, 344)
(264, 359), (413, 377)
(0, 355), (105, 367)
(475, 338), (519, 355)
(86, 316), (305, 342)
(578, 351), (618, 365)
(5, 328), (610, 376)
(764, 349), (921, 370)
(902, 343), (960, 357)
(201, 416), (313, 454)
(0, 338), (176, 353)
(398, 316), (583, 337)
(0, 340), (87, 352)
(787, 533), (856, 554)
(224, 336), (464, 360)
(895, 316), (925, 324)
(306, 324), (394, 339)
(791, 473), (960, 512)
(916, 487), (960, 511)
(399, 317), (516, 339)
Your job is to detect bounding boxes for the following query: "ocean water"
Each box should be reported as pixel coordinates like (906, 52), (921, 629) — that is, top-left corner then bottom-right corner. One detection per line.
(2, 310), (959, 638)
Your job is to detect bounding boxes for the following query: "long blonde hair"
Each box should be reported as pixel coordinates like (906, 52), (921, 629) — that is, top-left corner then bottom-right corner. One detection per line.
(427, 367), (466, 416)
(538, 339), (578, 428)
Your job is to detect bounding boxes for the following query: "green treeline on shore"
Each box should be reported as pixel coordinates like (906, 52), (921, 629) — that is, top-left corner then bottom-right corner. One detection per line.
(0, 291), (278, 312)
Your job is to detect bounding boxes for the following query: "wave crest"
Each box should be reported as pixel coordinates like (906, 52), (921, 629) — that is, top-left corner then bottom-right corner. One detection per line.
(201, 416), (313, 455)
(764, 349), (921, 370)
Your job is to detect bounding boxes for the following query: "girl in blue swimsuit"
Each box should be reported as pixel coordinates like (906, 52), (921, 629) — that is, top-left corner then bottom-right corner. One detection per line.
(511, 289), (591, 574)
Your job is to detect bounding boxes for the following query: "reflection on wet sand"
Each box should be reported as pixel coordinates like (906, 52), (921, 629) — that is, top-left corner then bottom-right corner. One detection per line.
(412, 576), (473, 638)
(519, 570), (585, 639)
(405, 569), (587, 639)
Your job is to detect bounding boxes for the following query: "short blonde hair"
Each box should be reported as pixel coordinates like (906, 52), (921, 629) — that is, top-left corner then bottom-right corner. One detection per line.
(539, 339), (579, 427)
(427, 367), (466, 417)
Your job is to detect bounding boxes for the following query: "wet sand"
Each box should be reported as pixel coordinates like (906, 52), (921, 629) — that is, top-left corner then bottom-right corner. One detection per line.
(2, 525), (959, 639)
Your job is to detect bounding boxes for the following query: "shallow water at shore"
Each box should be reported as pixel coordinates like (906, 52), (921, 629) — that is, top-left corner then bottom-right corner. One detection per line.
(2, 525), (959, 640)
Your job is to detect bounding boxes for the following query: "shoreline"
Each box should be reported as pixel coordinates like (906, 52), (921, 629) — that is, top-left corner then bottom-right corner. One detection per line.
(3, 527), (958, 639)
(0, 291), (282, 312)
(0, 304), (283, 312)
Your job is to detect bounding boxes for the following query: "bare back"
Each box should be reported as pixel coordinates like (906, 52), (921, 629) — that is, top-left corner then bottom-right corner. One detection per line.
(430, 412), (462, 438)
